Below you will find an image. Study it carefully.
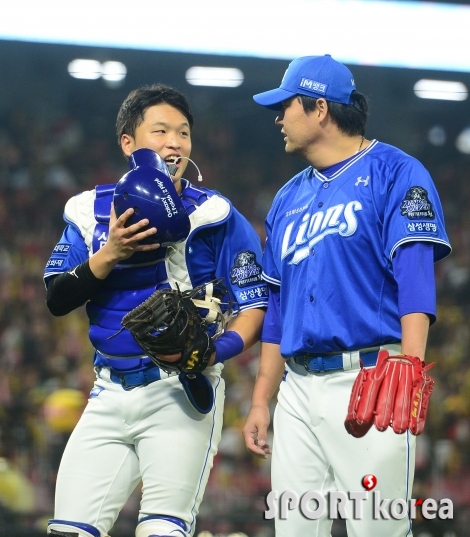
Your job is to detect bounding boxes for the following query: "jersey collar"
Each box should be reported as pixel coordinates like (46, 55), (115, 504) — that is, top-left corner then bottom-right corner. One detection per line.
(313, 139), (378, 182)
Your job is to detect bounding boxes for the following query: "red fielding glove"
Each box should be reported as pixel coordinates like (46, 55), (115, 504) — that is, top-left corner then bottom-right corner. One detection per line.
(345, 350), (435, 438)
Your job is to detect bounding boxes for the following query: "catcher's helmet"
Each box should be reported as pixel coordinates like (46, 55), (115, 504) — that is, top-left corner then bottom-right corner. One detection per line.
(113, 148), (191, 246)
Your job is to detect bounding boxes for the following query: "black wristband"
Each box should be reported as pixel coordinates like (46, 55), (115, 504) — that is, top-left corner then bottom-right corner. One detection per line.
(46, 259), (103, 316)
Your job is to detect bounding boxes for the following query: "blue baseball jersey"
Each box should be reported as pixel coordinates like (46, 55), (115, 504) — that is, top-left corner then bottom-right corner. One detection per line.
(44, 180), (268, 371)
(262, 140), (451, 358)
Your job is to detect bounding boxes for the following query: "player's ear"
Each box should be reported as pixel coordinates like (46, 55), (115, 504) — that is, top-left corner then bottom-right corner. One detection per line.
(120, 133), (135, 158)
(316, 98), (329, 119)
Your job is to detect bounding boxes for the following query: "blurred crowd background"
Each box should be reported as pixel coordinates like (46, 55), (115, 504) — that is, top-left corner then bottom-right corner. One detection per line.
(0, 40), (469, 537)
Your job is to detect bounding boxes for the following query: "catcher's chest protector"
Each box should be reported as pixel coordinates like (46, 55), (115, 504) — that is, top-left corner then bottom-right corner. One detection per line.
(165, 188), (231, 292)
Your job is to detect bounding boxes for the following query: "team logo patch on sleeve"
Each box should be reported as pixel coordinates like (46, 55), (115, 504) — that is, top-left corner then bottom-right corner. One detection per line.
(230, 251), (263, 287)
(400, 187), (435, 219)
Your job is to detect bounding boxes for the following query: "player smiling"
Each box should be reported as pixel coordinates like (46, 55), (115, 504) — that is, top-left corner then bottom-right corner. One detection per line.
(44, 84), (267, 537)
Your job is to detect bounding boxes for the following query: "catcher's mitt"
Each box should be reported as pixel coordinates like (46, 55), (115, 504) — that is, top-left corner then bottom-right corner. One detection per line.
(344, 350), (435, 438)
(121, 279), (232, 374)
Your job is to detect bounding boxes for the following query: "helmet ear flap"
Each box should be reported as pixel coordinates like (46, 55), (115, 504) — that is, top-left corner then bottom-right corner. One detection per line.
(113, 148), (190, 246)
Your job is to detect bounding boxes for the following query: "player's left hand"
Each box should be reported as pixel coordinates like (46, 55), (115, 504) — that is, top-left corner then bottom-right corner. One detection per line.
(154, 352), (182, 363)
(121, 283), (227, 374)
(345, 350), (435, 437)
(154, 352), (216, 367)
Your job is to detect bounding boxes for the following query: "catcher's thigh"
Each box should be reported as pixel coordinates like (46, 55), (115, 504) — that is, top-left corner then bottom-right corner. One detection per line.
(271, 361), (416, 537)
(136, 368), (225, 535)
(53, 368), (225, 537)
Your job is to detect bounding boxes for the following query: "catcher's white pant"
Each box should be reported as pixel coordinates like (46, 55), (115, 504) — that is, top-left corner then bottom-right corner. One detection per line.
(52, 364), (224, 537)
(272, 354), (416, 537)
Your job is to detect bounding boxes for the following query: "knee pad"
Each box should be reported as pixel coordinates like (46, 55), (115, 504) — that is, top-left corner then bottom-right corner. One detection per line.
(48, 520), (103, 537)
(135, 515), (188, 537)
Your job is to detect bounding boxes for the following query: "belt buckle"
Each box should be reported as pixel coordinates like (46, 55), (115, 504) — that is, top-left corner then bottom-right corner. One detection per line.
(303, 355), (323, 372)
(119, 374), (137, 391)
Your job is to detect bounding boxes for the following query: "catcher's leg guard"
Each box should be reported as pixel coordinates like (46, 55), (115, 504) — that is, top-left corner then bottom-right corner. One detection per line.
(136, 515), (187, 537)
(49, 533), (109, 537)
(48, 520), (103, 537)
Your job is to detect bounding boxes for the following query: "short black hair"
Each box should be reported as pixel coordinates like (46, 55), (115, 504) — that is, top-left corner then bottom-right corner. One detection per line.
(299, 90), (369, 137)
(115, 84), (194, 145)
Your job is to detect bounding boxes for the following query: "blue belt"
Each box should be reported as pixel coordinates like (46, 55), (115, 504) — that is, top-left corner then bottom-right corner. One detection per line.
(293, 350), (379, 372)
(109, 366), (162, 389)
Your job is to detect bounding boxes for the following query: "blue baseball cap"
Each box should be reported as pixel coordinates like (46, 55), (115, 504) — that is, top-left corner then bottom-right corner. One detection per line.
(253, 54), (356, 110)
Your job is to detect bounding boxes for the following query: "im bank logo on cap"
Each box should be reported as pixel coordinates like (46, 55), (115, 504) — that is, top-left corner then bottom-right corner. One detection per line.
(298, 78), (328, 95)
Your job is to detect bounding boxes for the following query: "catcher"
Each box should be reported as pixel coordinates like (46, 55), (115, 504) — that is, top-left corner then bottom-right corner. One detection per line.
(44, 84), (267, 537)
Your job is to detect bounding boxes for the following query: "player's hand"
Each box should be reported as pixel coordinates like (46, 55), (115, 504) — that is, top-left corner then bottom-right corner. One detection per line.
(243, 404), (272, 458)
(154, 351), (216, 366)
(105, 205), (160, 262)
(154, 352), (182, 363)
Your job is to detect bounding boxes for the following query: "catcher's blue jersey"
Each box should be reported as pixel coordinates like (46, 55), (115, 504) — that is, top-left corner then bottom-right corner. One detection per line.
(262, 140), (451, 358)
(44, 180), (267, 370)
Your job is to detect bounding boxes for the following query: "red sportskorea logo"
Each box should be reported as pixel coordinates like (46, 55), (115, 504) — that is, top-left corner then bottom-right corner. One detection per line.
(362, 474), (377, 491)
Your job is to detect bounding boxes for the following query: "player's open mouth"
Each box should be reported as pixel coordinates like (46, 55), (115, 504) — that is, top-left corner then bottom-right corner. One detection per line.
(165, 155), (181, 176)
(165, 155), (180, 167)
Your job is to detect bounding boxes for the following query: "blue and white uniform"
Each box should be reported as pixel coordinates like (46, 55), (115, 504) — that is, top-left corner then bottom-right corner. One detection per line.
(263, 140), (450, 355)
(44, 179), (267, 537)
(262, 141), (450, 537)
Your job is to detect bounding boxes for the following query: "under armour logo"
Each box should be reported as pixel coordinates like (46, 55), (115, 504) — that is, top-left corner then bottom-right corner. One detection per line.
(68, 267), (79, 278)
(355, 175), (370, 187)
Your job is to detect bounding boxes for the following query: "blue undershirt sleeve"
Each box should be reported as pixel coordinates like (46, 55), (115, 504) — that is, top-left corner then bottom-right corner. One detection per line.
(261, 283), (282, 344)
(213, 331), (245, 364)
(393, 241), (436, 325)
